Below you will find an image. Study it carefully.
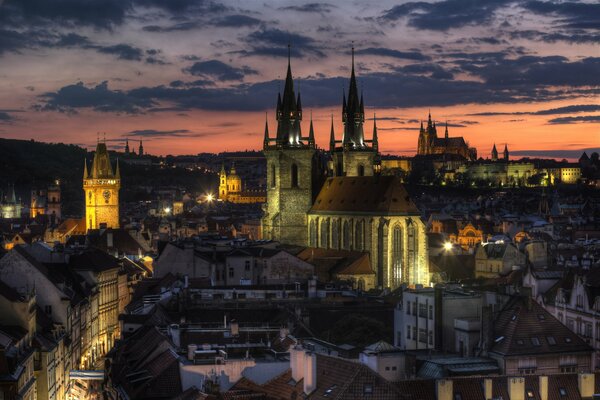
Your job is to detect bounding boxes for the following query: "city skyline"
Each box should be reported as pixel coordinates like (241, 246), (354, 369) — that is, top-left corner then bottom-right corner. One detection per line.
(0, 0), (598, 159)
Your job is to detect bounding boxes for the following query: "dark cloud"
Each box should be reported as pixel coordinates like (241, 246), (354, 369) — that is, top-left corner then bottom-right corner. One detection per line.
(127, 129), (192, 137)
(213, 15), (263, 27)
(522, 1), (600, 30)
(510, 30), (600, 44)
(355, 47), (429, 61)
(397, 63), (454, 80)
(0, 112), (15, 122)
(39, 81), (155, 114)
(279, 3), (335, 13)
(134, 0), (229, 14)
(380, 0), (511, 31)
(241, 28), (324, 58)
(184, 60), (258, 81)
(547, 115), (600, 125)
(468, 104), (600, 116)
(97, 44), (143, 61)
(1, 0), (130, 29)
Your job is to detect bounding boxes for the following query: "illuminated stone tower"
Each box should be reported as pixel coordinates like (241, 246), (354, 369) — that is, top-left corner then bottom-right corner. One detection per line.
(219, 163), (228, 200)
(262, 46), (317, 246)
(84, 142), (120, 231)
(330, 47), (378, 177)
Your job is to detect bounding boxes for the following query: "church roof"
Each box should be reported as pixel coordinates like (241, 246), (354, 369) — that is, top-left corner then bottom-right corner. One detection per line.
(309, 176), (420, 215)
(433, 137), (467, 148)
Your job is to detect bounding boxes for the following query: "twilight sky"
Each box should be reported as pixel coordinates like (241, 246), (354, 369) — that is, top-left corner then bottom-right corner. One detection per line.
(0, 0), (598, 159)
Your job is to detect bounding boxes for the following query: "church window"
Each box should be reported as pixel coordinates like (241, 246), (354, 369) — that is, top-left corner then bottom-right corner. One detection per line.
(407, 221), (417, 284)
(343, 220), (351, 250)
(331, 219), (339, 249)
(291, 164), (299, 187)
(358, 164), (365, 177)
(270, 164), (276, 188)
(309, 219), (317, 247)
(320, 219), (329, 248)
(392, 225), (402, 286)
(354, 220), (363, 251)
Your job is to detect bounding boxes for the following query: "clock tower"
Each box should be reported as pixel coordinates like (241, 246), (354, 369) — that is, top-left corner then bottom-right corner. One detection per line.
(84, 142), (120, 231)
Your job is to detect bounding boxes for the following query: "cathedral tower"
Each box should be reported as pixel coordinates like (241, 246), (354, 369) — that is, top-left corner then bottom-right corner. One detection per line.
(491, 143), (498, 161)
(331, 47), (378, 177)
(262, 46), (317, 246)
(219, 163), (228, 200)
(84, 142), (120, 231)
(503, 144), (509, 161)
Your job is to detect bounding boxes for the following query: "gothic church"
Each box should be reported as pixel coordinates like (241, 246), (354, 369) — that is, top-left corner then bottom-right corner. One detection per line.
(262, 49), (429, 288)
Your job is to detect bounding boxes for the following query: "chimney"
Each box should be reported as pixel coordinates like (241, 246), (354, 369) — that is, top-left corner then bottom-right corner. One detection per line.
(508, 377), (525, 400)
(107, 231), (114, 248)
(578, 373), (595, 398)
(290, 346), (305, 382)
(538, 376), (548, 400)
(303, 351), (317, 395)
(483, 378), (493, 400)
(436, 379), (453, 400)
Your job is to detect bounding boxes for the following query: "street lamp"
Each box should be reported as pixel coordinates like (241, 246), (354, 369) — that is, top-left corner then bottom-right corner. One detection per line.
(205, 193), (214, 203)
(164, 207), (171, 214)
(443, 242), (453, 251)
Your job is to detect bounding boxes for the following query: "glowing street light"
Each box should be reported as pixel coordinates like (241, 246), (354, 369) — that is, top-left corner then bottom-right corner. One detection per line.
(443, 242), (453, 251)
(164, 207), (171, 214)
(205, 193), (214, 203)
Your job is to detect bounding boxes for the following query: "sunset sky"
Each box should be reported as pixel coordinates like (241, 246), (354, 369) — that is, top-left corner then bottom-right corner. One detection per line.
(0, 0), (598, 159)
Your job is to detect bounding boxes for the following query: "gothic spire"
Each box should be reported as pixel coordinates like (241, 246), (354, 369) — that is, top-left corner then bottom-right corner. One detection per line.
(329, 114), (336, 153)
(492, 143), (498, 161)
(342, 45), (365, 148)
(263, 112), (270, 149)
(275, 44), (302, 147)
(445, 121), (449, 139)
(372, 113), (379, 152)
(115, 158), (121, 179)
(83, 158), (89, 179)
(308, 111), (315, 147)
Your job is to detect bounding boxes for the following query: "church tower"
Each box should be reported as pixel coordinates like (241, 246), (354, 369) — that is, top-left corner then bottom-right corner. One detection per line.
(503, 144), (509, 162)
(331, 47), (378, 177)
(138, 140), (144, 156)
(262, 46), (317, 246)
(219, 163), (228, 200)
(84, 142), (120, 231)
(491, 143), (498, 161)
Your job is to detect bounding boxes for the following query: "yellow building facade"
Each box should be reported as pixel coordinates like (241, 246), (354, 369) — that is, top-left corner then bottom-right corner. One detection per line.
(219, 163), (266, 204)
(84, 142), (120, 231)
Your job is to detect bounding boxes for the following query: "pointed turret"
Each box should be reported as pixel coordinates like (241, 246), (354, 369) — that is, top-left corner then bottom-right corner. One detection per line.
(372, 113), (379, 152)
(420, 120), (424, 132)
(308, 112), (315, 147)
(329, 114), (336, 153)
(503, 144), (509, 161)
(8, 184), (16, 204)
(139, 140), (144, 156)
(83, 158), (89, 179)
(91, 142), (115, 179)
(125, 138), (130, 154)
(445, 121), (449, 139)
(491, 143), (498, 161)
(263, 113), (270, 149)
(275, 44), (303, 147)
(342, 45), (365, 148)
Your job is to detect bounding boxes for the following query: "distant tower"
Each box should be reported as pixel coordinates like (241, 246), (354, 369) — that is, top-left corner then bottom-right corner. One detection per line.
(219, 163), (228, 201)
(125, 138), (130, 154)
(47, 181), (61, 222)
(491, 143), (498, 161)
(83, 142), (120, 230)
(503, 144), (509, 162)
(262, 45), (317, 246)
(30, 189), (46, 218)
(331, 47), (378, 177)
(417, 111), (437, 155)
(138, 140), (144, 156)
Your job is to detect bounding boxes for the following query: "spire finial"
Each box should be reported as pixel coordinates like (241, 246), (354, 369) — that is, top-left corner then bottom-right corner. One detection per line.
(351, 41), (355, 72)
(287, 42), (291, 67)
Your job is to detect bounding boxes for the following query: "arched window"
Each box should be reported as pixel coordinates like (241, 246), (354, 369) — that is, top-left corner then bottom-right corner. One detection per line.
(331, 219), (339, 249)
(354, 220), (363, 251)
(291, 164), (299, 187)
(309, 219), (317, 247)
(320, 219), (329, 248)
(270, 164), (276, 188)
(343, 220), (351, 250)
(358, 164), (365, 177)
(407, 220), (417, 284)
(392, 225), (402, 287)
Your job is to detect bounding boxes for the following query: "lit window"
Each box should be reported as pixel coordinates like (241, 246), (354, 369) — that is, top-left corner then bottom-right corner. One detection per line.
(363, 384), (373, 394)
(559, 388), (567, 396)
(526, 389), (535, 398)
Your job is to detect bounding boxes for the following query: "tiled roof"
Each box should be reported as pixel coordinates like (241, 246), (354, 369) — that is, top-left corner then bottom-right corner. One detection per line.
(490, 296), (592, 357)
(68, 248), (120, 273)
(296, 248), (374, 278)
(309, 176), (420, 215)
